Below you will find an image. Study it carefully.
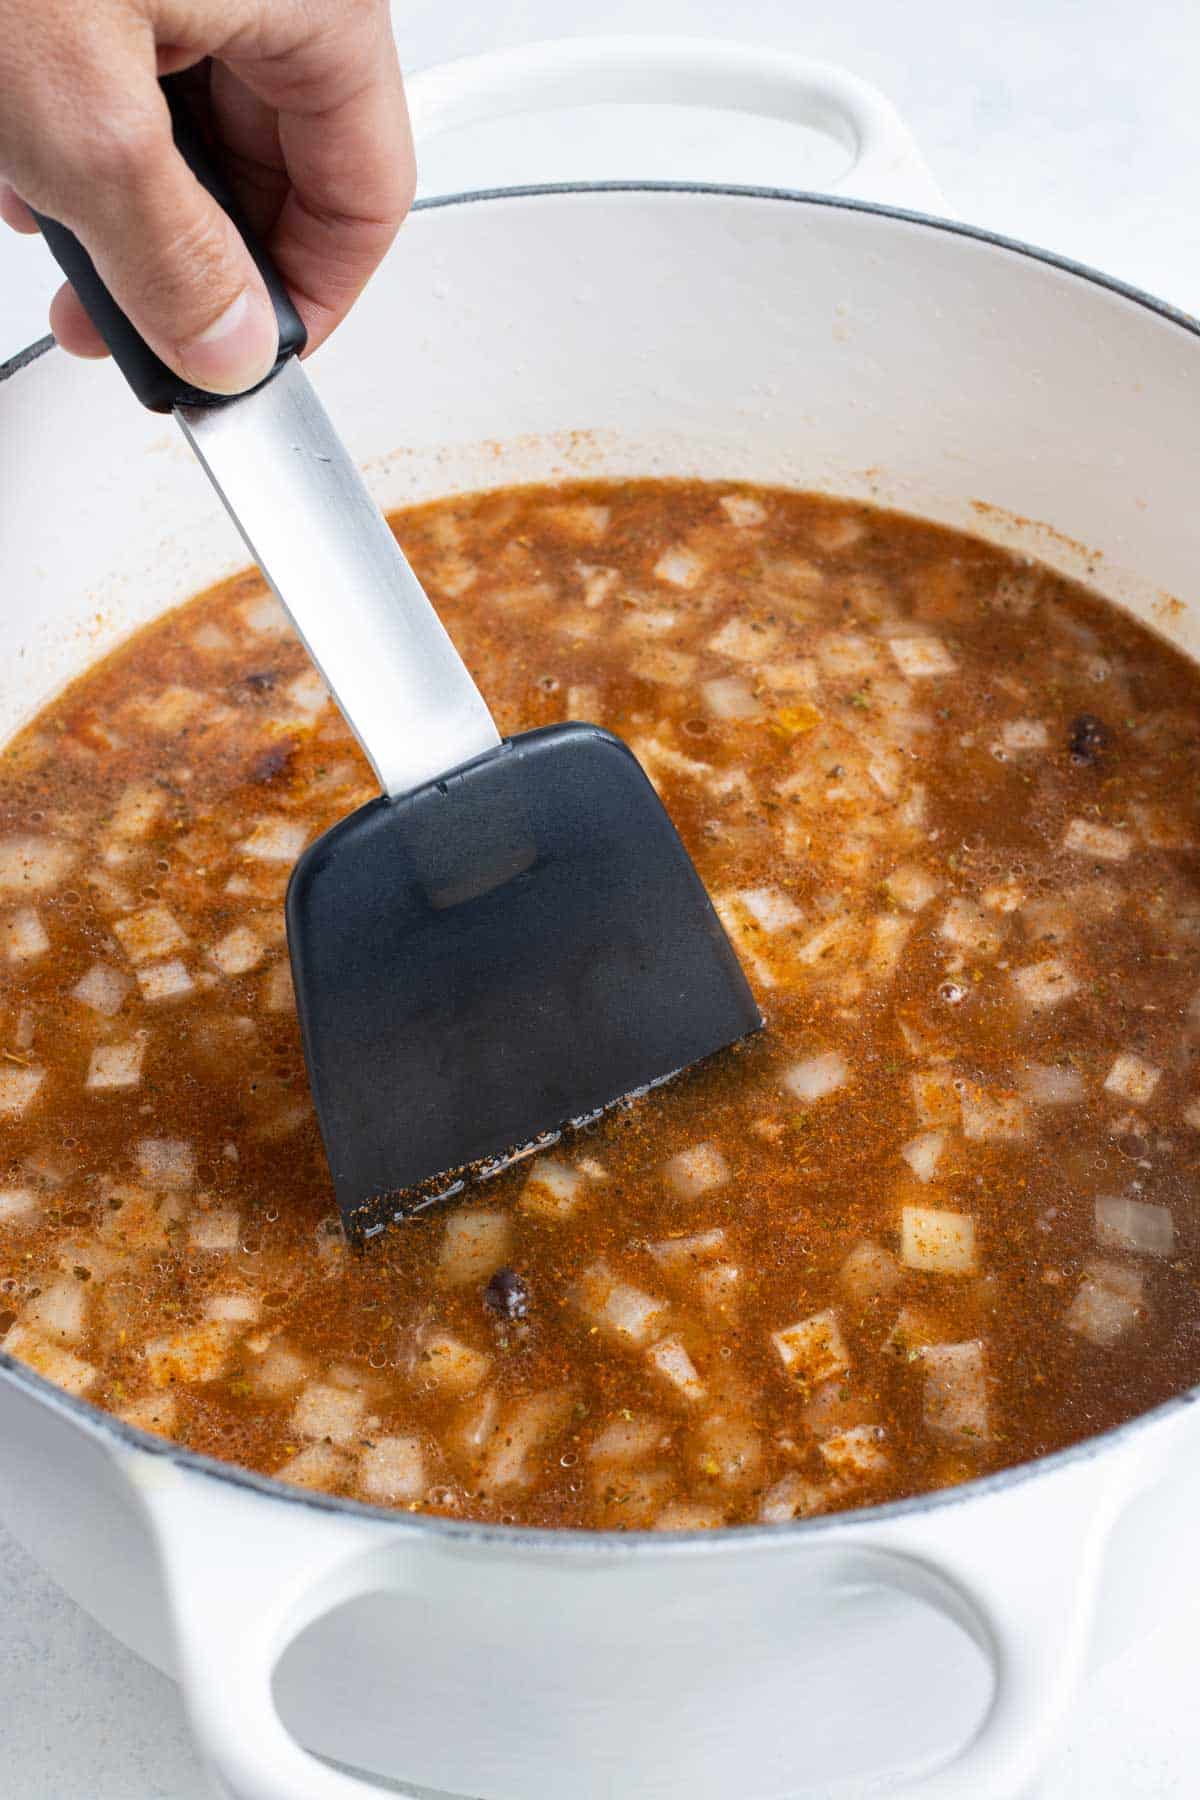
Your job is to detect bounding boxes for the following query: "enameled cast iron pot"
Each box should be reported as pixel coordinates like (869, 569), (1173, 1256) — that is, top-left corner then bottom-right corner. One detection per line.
(2, 38), (1199, 1800)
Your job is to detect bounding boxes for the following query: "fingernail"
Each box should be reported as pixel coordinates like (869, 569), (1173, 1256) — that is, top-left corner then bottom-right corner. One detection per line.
(178, 289), (279, 395)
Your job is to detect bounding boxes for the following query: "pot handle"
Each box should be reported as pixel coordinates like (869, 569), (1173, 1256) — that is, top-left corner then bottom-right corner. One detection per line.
(133, 1461), (417, 1800)
(846, 1444), (1142, 1799)
(403, 35), (945, 214)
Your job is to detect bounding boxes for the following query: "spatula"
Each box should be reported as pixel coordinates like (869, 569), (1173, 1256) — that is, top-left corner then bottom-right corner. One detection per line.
(36, 81), (762, 1238)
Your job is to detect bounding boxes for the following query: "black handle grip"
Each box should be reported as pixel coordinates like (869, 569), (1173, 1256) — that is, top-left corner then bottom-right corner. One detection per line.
(34, 76), (306, 414)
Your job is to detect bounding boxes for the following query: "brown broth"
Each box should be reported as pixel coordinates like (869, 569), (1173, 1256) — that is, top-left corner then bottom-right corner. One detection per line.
(1, 479), (1199, 1528)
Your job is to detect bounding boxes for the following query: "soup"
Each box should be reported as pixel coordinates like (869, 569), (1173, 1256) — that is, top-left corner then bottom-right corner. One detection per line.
(1, 480), (1198, 1529)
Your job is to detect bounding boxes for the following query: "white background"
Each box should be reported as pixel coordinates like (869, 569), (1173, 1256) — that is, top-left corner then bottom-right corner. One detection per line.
(2, 0), (1200, 1794)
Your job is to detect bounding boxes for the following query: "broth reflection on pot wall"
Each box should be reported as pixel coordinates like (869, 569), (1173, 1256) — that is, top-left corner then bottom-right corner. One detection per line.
(2, 40), (1200, 1800)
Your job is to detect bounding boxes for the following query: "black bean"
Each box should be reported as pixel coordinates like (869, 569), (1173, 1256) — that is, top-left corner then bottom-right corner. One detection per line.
(1069, 714), (1111, 765)
(248, 741), (296, 785)
(484, 1267), (530, 1320)
(243, 670), (276, 692)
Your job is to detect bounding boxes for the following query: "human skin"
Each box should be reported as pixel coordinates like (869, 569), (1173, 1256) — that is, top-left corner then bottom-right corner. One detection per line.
(0, 0), (416, 393)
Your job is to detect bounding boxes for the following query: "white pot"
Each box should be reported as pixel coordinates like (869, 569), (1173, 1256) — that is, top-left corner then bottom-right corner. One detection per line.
(2, 36), (1199, 1800)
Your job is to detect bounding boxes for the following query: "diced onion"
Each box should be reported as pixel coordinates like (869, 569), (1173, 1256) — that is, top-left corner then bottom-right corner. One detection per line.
(239, 816), (309, 863)
(135, 1137), (196, 1191)
(868, 914), (912, 980)
(3, 907), (49, 962)
(1011, 958), (1080, 1008)
(919, 1341), (988, 1441)
(653, 546), (706, 589)
(587, 1414), (667, 1464)
(1000, 719), (1049, 751)
(291, 1380), (367, 1445)
(839, 1240), (903, 1306)
(418, 1331), (492, 1395)
(771, 1308), (851, 1384)
(900, 1130), (945, 1184)
(146, 1320), (236, 1387)
(1102, 1052), (1161, 1106)
(188, 1208), (241, 1252)
(960, 1086), (1030, 1143)
(1, 1323), (96, 1395)
(1064, 1260), (1145, 1345)
(708, 617), (781, 663)
(0, 1064), (44, 1118)
(819, 1424), (888, 1478)
(208, 926), (265, 977)
(885, 865), (939, 913)
(577, 565), (620, 608)
(649, 1228), (727, 1272)
(889, 637), (957, 678)
(0, 1186), (38, 1223)
(759, 1472), (833, 1522)
(239, 594), (290, 638)
(783, 1052), (848, 1103)
(136, 959), (194, 1002)
(1017, 1062), (1086, 1105)
(692, 1411), (762, 1486)
(590, 1466), (672, 1524)
(629, 647), (697, 687)
(251, 1340), (310, 1397)
(694, 1262), (741, 1319)
(1094, 1194), (1175, 1257)
(72, 962), (131, 1016)
(359, 1434), (427, 1503)
(275, 1442), (350, 1492)
(480, 1390), (573, 1491)
(572, 1261), (670, 1348)
(653, 1501), (726, 1530)
(519, 1156), (585, 1220)
(816, 633), (881, 679)
(0, 835), (76, 893)
(623, 608), (680, 640)
(718, 494), (767, 528)
(116, 1391), (178, 1437)
(662, 1142), (730, 1199)
(135, 686), (206, 732)
(284, 670), (330, 717)
(203, 1293), (261, 1324)
(910, 1069), (960, 1128)
(110, 780), (166, 839)
(24, 1276), (87, 1342)
(261, 960), (295, 1014)
(939, 898), (1004, 957)
(438, 1209), (512, 1287)
(548, 501), (611, 543)
(901, 1205), (977, 1275)
(1062, 818), (1132, 862)
(646, 1336), (706, 1403)
(113, 905), (188, 965)
(702, 676), (764, 721)
(735, 885), (803, 933)
(85, 1037), (146, 1091)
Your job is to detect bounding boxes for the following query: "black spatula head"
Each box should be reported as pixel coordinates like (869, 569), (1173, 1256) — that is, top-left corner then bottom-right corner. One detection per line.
(287, 724), (762, 1237)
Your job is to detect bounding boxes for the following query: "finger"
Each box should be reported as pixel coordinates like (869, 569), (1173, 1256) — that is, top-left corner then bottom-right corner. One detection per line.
(228, 5), (416, 352)
(0, 183), (41, 234)
(48, 280), (111, 358)
(208, 62), (289, 243)
(32, 71), (280, 394)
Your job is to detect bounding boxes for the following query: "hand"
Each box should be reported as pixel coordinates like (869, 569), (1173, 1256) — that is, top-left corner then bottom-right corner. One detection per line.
(0, 0), (415, 394)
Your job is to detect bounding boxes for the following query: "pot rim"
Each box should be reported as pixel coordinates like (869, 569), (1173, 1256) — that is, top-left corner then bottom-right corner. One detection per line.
(2, 179), (1197, 1555)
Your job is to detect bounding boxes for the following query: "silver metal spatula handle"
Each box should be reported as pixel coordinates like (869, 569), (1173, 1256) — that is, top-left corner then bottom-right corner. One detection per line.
(33, 76), (501, 800)
(178, 364), (501, 798)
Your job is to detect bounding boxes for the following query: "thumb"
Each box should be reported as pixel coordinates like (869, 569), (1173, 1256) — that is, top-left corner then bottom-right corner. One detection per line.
(47, 85), (279, 395)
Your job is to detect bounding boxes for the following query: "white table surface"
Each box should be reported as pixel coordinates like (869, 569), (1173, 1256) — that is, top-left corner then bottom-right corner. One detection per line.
(2, 1), (1199, 1794)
